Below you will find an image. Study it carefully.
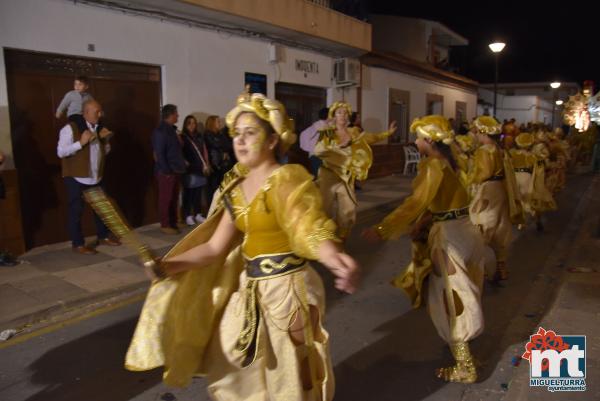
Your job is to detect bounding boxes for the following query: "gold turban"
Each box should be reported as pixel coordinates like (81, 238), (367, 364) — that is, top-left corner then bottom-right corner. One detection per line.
(328, 101), (352, 120)
(410, 115), (455, 145)
(515, 132), (534, 148)
(225, 90), (297, 153)
(472, 116), (501, 135)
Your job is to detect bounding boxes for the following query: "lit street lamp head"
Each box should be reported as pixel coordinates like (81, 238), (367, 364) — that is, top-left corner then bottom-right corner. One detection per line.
(550, 82), (561, 89)
(556, 100), (564, 105)
(488, 42), (506, 53)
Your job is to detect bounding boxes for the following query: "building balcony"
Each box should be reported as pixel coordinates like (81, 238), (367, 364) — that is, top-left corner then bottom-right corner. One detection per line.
(86, 0), (371, 56)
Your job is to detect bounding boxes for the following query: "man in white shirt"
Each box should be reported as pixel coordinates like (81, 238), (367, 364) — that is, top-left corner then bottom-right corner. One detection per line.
(57, 100), (120, 254)
(299, 107), (329, 177)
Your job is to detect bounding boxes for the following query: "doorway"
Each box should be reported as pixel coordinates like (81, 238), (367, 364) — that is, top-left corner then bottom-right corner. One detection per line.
(5, 49), (162, 249)
(389, 88), (410, 143)
(275, 82), (327, 168)
(426, 93), (444, 115)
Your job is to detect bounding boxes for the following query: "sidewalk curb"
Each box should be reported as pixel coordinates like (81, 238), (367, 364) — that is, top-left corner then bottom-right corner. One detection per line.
(1, 190), (410, 337)
(1, 281), (149, 336)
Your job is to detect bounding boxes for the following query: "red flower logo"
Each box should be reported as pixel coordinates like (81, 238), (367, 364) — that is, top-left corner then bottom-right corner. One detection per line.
(522, 327), (570, 372)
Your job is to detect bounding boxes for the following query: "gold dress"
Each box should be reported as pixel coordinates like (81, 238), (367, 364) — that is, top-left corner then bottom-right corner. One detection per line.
(126, 164), (338, 401)
(546, 139), (570, 194)
(314, 126), (390, 238)
(509, 148), (537, 216)
(468, 144), (520, 263)
(531, 143), (557, 213)
(378, 157), (487, 344)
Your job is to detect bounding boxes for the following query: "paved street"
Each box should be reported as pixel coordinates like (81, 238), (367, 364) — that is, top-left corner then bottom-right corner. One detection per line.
(0, 173), (598, 401)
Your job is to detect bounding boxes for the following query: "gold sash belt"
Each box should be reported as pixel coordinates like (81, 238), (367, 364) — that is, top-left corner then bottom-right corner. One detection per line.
(235, 253), (307, 367)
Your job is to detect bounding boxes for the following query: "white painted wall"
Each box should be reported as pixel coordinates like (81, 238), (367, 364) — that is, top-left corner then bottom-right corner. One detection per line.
(478, 88), (555, 125)
(0, 0), (356, 167)
(361, 64), (477, 139)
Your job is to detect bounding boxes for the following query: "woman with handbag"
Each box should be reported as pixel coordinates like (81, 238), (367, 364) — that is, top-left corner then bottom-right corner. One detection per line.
(181, 115), (211, 225)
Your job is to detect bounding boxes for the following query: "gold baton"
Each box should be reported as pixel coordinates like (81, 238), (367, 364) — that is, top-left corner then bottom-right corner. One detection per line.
(83, 187), (165, 279)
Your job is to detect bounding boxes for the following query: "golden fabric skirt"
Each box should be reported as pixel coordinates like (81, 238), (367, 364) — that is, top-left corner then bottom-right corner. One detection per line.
(531, 164), (556, 213)
(469, 181), (512, 262)
(205, 265), (334, 401)
(427, 218), (488, 344)
(317, 167), (356, 238)
(514, 171), (534, 215)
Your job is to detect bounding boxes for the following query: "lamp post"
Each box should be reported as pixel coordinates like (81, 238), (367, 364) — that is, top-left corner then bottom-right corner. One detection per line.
(488, 42), (506, 118)
(550, 82), (561, 128)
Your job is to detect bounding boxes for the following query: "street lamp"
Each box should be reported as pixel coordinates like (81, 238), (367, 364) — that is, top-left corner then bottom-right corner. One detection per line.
(556, 100), (564, 105)
(488, 42), (506, 117)
(550, 81), (561, 128)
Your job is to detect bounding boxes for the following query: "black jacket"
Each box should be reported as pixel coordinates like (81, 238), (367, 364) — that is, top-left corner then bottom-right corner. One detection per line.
(152, 121), (186, 174)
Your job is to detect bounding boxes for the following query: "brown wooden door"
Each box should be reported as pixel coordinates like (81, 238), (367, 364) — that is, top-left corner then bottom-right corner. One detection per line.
(5, 49), (161, 249)
(275, 82), (327, 168)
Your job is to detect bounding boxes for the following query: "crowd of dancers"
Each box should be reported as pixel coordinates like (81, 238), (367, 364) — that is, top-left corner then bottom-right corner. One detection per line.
(122, 89), (573, 400)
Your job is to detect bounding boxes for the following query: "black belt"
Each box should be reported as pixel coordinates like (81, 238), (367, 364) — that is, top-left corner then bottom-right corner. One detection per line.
(245, 252), (306, 279)
(432, 207), (470, 222)
(485, 174), (505, 182)
(236, 253), (306, 367)
(514, 167), (533, 173)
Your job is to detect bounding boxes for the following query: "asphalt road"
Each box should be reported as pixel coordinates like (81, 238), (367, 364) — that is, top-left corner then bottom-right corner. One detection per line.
(0, 173), (592, 401)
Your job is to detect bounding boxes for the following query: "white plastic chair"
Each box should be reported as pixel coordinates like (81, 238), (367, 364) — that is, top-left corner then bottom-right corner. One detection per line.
(403, 145), (420, 175)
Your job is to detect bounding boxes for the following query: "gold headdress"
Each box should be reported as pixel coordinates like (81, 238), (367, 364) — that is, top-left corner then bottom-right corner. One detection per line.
(328, 101), (352, 120)
(515, 132), (534, 148)
(410, 115), (455, 145)
(471, 116), (502, 135)
(225, 86), (297, 153)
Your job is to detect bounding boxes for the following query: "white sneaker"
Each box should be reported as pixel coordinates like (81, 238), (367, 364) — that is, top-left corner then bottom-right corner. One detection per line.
(185, 216), (196, 226)
(195, 214), (206, 224)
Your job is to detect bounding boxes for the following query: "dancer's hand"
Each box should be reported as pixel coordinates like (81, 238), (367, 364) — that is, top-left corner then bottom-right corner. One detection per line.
(143, 257), (167, 281)
(361, 227), (382, 244)
(318, 240), (360, 294)
(388, 120), (398, 135)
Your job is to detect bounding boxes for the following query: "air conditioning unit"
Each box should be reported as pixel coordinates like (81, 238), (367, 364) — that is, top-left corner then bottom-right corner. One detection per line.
(333, 58), (360, 86)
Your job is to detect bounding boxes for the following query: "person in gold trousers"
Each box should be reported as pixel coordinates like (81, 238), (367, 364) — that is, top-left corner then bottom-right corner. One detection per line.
(314, 101), (397, 240)
(531, 130), (558, 231)
(468, 116), (522, 281)
(509, 132), (537, 221)
(125, 91), (359, 401)
(363, 115), (489, 383)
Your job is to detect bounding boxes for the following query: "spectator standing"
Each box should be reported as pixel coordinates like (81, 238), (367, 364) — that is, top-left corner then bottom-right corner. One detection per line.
(56, 100), (121, 254)
(152, 104), (186, 234)
(299, 107), (329, 177)
(204, 115), (235, 205)
(180, 115), (211, 225)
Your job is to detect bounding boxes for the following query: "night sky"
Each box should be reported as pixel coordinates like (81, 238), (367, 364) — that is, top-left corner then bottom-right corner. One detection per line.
(368, 2), (598, 88)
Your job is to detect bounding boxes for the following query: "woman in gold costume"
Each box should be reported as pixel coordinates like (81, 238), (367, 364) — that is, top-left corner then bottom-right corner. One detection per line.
(314, 101), (397, 240)
(452, 134), (477, 192)
(468, 116), (521, 281)
(531, 131), (557, 231)
(509, 132), (537, 221)
(363, 115), (488, 383)
(125, 92), (359, 401)
(546, 128), (570, 194)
